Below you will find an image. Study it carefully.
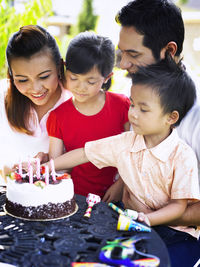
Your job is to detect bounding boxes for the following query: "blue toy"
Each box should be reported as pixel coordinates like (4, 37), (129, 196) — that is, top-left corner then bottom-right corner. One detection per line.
(99, 236), (160, 267)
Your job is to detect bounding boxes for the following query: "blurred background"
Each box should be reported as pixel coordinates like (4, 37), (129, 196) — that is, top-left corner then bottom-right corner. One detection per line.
(0, 0), (200, 92)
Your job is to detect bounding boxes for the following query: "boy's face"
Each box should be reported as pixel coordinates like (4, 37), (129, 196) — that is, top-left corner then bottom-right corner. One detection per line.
(128, 84), (170, 137)
(118, 26), (165, 74)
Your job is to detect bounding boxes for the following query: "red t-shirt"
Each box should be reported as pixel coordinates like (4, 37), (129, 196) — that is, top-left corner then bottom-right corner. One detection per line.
(47, 91), (130, 197)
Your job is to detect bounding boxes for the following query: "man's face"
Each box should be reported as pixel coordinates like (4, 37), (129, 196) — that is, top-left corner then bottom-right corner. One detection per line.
(118, 26), (158, 73)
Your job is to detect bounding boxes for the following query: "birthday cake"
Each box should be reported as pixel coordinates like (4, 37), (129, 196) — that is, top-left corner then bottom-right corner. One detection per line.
(5, 160), (76, 220)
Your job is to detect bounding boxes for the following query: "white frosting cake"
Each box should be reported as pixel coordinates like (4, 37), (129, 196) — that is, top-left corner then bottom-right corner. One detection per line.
(6, 177), (74, 207)
(5, 169), (76, 220)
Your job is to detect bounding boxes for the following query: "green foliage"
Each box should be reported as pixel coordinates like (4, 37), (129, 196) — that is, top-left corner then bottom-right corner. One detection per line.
(179, 0), (188, 4)
(0, 0), (52, 79)
(77, 0), (98, 33)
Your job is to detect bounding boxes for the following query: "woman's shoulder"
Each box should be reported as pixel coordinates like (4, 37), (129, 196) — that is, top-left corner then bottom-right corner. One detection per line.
(0, 79), (8, 98)
(0, 79), (8, 114)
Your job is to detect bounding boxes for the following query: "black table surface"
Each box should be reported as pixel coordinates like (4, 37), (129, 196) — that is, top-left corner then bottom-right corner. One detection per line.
(0, 192), (170, 267)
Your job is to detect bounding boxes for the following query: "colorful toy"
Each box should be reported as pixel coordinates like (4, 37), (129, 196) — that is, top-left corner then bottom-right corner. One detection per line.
(108, 203), (138, 220)
(117, 214), (151, 233)
(108, 203), (150, 233)
(72, 263), (111, 266)
(84, 193), (101, 218)
(99, 236), (160, 267)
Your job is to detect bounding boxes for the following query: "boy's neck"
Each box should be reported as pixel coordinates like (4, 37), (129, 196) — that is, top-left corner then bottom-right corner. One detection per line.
(144, 128), (172, 149)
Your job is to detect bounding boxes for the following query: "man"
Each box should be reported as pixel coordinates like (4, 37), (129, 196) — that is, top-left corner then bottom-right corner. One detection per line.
(116, 0), (200, 266)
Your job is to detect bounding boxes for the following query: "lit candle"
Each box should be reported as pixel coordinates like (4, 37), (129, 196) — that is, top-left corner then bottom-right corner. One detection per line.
(18, 158), (22, 176)
(36, 158), (40, 180)
(45, 165), (49, 185)
(50, 159), (56, 182)
(29, 165), (33, 184)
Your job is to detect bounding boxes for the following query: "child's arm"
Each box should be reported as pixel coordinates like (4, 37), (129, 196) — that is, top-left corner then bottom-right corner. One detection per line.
(49, 136), (64, 159)
(139, 199), (187, 226)
(102, 121), (130, 202)
(47, 147), (89, 171)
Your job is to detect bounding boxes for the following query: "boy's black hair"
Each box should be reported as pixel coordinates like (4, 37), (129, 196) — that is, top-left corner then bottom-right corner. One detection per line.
(65, 31), (115, 90)
(131, 56), (196, 126)
(116, 0), (184, 61)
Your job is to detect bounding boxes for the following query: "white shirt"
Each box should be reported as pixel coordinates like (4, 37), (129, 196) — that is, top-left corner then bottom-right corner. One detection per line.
(0, 79), (71, 184)
(177, 102), (200, 181)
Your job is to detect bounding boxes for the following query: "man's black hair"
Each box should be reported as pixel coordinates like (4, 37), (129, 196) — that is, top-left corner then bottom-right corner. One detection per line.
(117, 0), (184, 61)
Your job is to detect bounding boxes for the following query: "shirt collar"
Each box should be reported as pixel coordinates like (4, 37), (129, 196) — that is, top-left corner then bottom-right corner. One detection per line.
(30, 86), (72, 135)
(131, 129), (179, 162)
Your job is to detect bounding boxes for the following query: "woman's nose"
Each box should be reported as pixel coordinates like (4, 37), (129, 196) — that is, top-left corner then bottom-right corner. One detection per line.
(32, 80), (43, 92)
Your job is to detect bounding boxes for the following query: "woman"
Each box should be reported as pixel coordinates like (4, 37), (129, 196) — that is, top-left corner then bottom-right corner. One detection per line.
(0, 25), (71, 183)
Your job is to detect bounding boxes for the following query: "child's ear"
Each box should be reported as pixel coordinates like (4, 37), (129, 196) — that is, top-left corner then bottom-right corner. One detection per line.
(167, 110), (179, 125)
(104, 72), (113, 83)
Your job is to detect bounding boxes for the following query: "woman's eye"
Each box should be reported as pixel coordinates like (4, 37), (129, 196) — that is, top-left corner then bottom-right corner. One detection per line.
(40, 75), (49, 80)
(18, 79), (27, 83)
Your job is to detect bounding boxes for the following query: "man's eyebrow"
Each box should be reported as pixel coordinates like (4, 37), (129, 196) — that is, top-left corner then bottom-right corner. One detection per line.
(118, 45), (138, 54)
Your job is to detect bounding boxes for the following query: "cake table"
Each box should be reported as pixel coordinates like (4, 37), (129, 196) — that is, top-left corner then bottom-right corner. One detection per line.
(0, 190), (170, 266)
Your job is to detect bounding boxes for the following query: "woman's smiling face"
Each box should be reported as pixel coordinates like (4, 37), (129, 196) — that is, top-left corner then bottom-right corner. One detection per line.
(10, 49), (60, 107)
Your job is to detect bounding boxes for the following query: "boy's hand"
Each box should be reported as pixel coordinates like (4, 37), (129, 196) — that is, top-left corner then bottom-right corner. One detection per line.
(138, 212), (151, 226)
